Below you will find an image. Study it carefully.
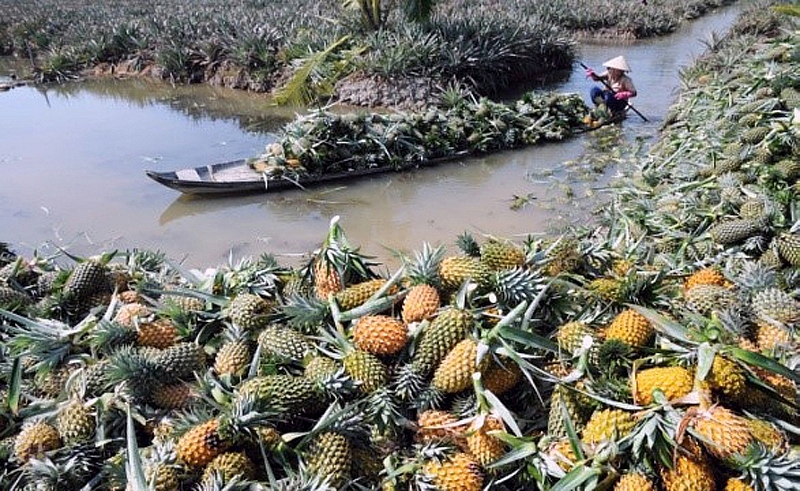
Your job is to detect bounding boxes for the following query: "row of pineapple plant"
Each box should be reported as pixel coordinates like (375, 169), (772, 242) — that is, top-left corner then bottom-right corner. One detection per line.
(249, 90), (591, 180)
(1, 2), (799, 491)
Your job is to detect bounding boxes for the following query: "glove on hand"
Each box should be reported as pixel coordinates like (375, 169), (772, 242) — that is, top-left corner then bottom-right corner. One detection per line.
(584, 68), (596, 79)
(614, 91), (632, 100)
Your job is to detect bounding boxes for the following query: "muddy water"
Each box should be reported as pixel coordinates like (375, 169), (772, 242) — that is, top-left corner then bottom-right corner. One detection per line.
(0, 5), (741, 269)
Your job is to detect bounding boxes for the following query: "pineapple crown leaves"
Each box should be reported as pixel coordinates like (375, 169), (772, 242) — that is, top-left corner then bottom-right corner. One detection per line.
(0, 308), (90, 374)
(312, 216), (380, 285)
(217, 392), (286, 443)
(728, 443), (800, 490)
(24, 442), (105, 490)
(400, 242), (445, 288)
(486, 266), (546, 308)
(456, 231), (481, 257)
(288, 401), (371, 450)
(105, 345), (164, 399)
(280, 293), (332, 334)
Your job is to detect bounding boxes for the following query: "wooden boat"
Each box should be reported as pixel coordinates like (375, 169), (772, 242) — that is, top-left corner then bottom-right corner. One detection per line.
(145, 154), (468, 195)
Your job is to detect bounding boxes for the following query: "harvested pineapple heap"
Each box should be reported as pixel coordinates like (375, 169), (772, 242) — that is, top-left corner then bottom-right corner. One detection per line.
(1, 7), (799, 491)
(247, 91), (590, 181)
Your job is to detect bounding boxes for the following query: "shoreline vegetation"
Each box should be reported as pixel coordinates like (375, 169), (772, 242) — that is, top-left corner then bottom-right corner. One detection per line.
(1, 1), (799, 490)
(2, 0), (737, 109)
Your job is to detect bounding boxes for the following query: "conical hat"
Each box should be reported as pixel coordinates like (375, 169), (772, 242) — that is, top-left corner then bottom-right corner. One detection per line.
(602, 56), (631, 72)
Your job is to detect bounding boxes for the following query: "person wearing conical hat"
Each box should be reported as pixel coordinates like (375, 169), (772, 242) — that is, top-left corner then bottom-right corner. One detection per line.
(585, 55), (637, 115)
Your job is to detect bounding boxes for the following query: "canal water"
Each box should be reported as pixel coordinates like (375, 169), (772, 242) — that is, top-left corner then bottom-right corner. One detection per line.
(0, 5), (742, 269)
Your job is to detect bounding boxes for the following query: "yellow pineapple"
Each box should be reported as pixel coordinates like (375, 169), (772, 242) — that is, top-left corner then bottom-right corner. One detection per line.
(415, 410), (466, 446)
(479, 239), (525, 271)
(314, 259), (343, 300)
(588, 278), (624, 302)
(201, 451), (256, 484)
(176, 419), (229, 468)
(754, 320), (792, 351)
(432, 338), (490, 394)
(660, 448), (716, 491)
(422, 452), (484, 491)
(401, 283), (440, 323)
(746, 418), (788, 454)
(14, 420), (62, 462)
(439, 255), (490, 290)
(352, 314), (408, 356)
(481, 358), (522, 395)
(137, 318), (179, 349)
(581, 409), (636, 445)
(687, 403), (753, 460)
(547, 439), (577, 471)
(152, 382), (194, 410)
(144, 463), (179, 491)
(724, 478), (754, 491)
(614, 473), (655, 491)
(113, 302), (150, 327)
(466, 415), (506, 466)
(705, 356), (746, 402)
(335, 278), (397, 310)
(634, 366), (694, 405)
(683, 268), (729, 291)
(603, 309), (654, 347)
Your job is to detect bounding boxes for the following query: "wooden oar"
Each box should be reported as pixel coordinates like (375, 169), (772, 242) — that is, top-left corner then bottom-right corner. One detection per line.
(579, 62), (648, 122)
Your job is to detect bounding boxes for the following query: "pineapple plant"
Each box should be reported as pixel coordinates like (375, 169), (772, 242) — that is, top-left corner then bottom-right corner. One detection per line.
(705, 355), (747, 402)
(751, 287), (800, 323)
(14, 420), (62, 462)
(228, 292), (273, 330)
(685, 284), (739, 315)
(556, 321), (600, 362)
(352, 314), (408, 356)
(305, 431), (352, 489)
(634, 366), (694, 405)
(422, 452), (484, 491)
(313, 258), (344, 300)
(548, 384), (592, 438)
(603, 309), (654, 347)
(176, 419), (230, 468)
(213, 325), (252, 377)
(479, 238), (525, 271)
(432, 337), (489, 394)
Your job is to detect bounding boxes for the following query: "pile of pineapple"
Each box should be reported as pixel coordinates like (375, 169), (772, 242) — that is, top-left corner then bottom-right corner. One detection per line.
(249, 91), (590, 181)
(1, 4), (799, 491)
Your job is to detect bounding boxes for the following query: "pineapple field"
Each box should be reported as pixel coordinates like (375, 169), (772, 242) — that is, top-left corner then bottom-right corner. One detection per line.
(1, 2), (800, 491)
(1, 0), (736, 108)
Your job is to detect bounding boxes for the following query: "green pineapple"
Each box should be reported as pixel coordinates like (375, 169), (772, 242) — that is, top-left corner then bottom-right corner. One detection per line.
(63, 259), (110, 300)
(304, 355), (341, 383)
(439, 255), (491, 290)
(741, 126), (770, 144)
(155, 342), (206, 380)
(411, 306), (473, 377)
(479, 238), (525, 271)
(432, 337), (489, 393)
(305, 432), (352, 489)
(214, 325), (252, 377)
(55, 400), (95, 445)
(775, 233), (800, 266)
(544, 237), (582, 276)
(228, 293), (272, 330)
(773, 159), (800, 181)
(556, 321), (599, 363)
(0, 286), (31, 310)
(685, 284), (739, 315)
(548, 384), (592, 438)
(257, 324), (314, 363)
(751, 287), (800, 323)
(201, 451), (256, 484)
(708, 218), (764, 244)
(238, 374), (320, 414)
(334, 278), (395, 310)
